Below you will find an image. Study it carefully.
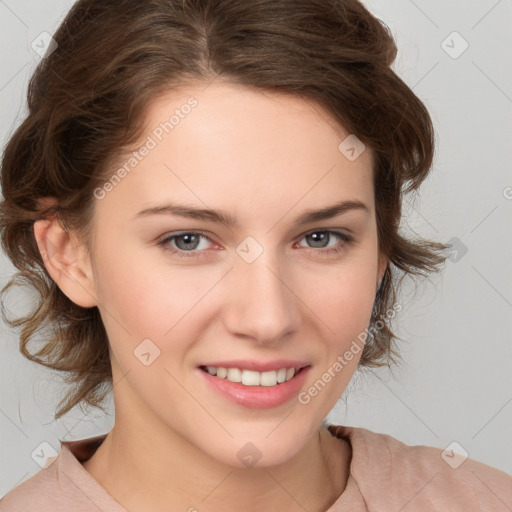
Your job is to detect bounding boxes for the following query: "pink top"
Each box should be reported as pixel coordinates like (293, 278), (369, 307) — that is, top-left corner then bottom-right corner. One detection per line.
(1, 425), (511, 511)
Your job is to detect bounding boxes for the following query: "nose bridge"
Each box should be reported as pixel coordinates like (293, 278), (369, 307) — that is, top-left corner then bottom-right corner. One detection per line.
(225, 236), (299, 344)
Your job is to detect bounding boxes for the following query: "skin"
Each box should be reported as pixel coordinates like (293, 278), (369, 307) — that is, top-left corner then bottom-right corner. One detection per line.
(34, 81), (387, 512)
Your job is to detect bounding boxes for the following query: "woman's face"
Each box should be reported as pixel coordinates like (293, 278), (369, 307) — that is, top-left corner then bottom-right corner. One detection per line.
(86, 81), (386, 467)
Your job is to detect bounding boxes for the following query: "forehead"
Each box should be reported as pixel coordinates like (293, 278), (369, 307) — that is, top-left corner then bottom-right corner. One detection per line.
(95, 82), (374, 224)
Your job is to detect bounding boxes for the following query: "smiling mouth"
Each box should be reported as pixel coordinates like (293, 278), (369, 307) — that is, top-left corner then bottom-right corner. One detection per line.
(199, 365), (309, 387)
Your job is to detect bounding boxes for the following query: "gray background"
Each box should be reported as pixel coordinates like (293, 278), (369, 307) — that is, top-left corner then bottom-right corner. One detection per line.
(1, 0), (511, 497)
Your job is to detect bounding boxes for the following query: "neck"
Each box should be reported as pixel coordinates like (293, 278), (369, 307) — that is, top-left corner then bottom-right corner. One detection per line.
(82, 419), (350, 512)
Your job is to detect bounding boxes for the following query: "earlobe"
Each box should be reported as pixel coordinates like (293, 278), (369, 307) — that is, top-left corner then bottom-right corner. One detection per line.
(33, 216), (97, 308)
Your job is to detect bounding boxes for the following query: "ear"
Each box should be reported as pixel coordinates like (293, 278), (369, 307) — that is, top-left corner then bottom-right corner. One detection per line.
(377, 253), (389, 286)
(33, 215), (97, 308)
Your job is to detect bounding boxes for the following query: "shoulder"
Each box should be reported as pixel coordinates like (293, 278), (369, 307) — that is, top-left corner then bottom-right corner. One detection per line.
(0, 453), (65, 511)
(329, 424), (512, 511)
(1, 435), (122, 512)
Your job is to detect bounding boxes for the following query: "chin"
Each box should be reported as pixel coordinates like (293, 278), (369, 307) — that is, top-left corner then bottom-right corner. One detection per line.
(199, 423), (313, 469)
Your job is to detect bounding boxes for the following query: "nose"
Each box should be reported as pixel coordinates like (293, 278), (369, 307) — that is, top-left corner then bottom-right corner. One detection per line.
(222, 248), (301, 346)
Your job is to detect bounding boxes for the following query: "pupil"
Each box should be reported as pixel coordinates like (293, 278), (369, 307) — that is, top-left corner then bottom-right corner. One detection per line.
(178, 234), (198, 250)
(309, 232), (326, 248)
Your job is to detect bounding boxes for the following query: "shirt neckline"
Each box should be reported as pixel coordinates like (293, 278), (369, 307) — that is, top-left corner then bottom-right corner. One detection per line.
(59, 425), (371, 511)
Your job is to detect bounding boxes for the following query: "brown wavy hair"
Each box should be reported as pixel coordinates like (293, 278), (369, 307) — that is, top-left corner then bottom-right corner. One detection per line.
(0, 0), (449, 420)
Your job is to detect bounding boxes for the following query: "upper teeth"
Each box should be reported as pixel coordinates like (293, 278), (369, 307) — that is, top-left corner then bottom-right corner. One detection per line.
(205, 366), (297, 386)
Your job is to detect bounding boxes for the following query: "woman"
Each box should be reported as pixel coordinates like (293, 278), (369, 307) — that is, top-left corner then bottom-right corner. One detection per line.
(1, 0), (510, 510)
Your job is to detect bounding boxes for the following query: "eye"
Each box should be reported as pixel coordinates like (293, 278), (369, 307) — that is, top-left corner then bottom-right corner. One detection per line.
(158, 231), (214, 258)
(295, 230), (353, 256)
(157, 229), (354, 259)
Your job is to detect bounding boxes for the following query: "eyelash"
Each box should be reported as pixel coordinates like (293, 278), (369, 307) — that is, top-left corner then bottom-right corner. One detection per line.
(157, 229), (354, 259)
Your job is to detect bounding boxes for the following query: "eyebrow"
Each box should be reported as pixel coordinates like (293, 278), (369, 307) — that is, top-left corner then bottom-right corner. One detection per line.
(133, 199), (370, 227)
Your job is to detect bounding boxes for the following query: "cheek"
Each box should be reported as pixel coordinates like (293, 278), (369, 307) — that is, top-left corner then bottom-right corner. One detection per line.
(91, 227), (377, 356)
(91, 237), (214, 354)
(295, 263), (377, 417)
(299, 257), (377, 342)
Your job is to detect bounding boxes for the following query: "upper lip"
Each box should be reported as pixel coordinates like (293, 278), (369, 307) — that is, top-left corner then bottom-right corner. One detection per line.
(199, 359), (311, 372)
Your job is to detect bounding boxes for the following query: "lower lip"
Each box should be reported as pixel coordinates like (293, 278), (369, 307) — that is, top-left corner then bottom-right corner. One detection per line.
(197, 366), (311, 409)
